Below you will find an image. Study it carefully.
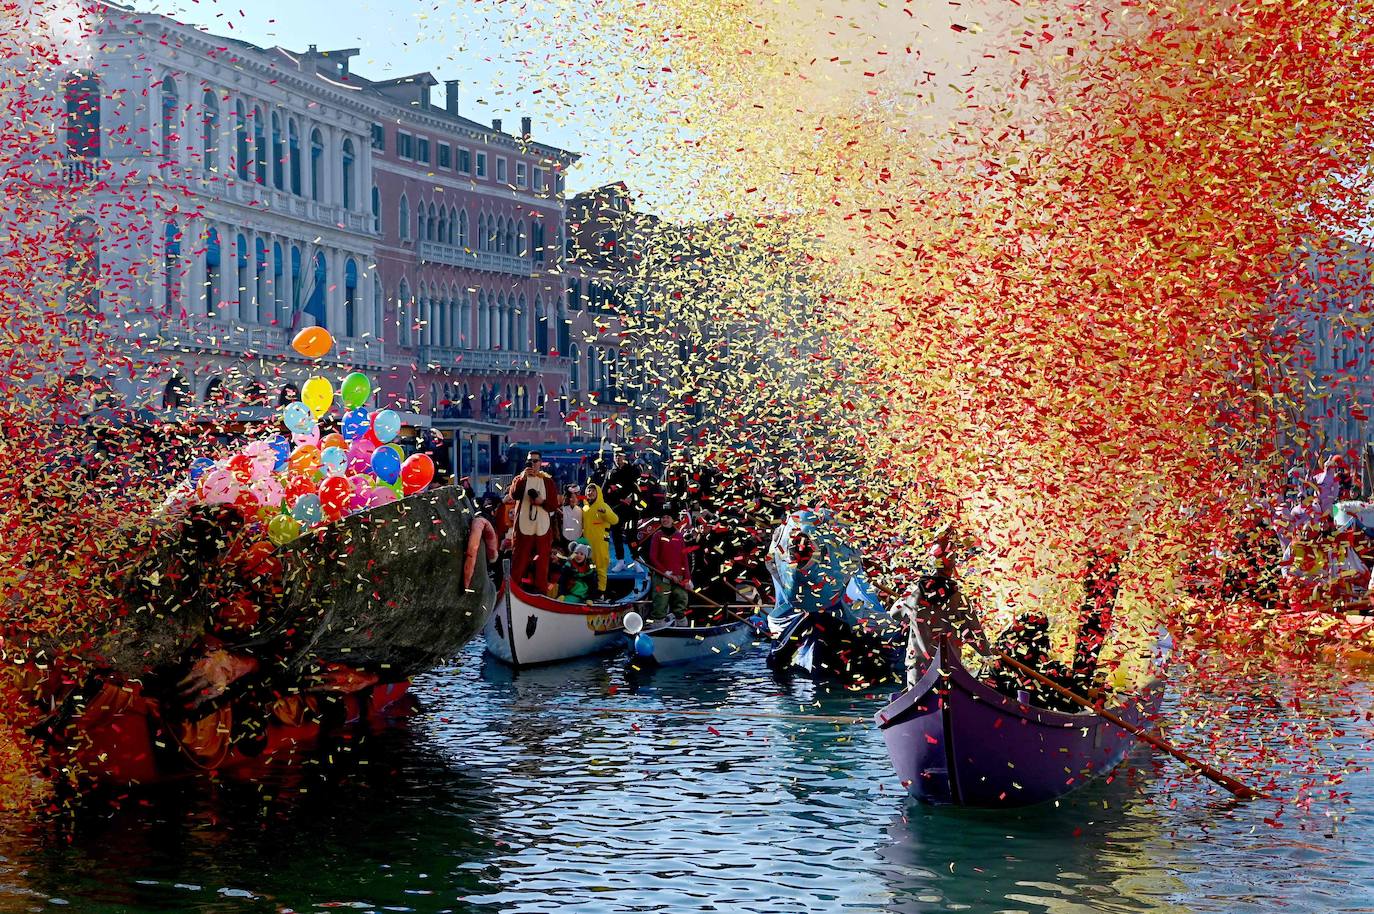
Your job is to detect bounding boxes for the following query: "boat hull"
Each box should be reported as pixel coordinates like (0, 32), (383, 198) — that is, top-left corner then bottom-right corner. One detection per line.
(635, 620), (757, 666)
(483, 574), (649, 668)
(767, 610), (900, 684)
(876, 644), (1164, 807)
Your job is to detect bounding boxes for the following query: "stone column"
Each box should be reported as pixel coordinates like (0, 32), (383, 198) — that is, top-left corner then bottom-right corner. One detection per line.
(323, 125), (338, 207)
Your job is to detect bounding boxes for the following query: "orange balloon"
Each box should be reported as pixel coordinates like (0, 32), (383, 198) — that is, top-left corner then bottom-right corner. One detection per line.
(320, 433), (347, 452)
(291, 326), (334, 359)
(288, 444), (321, 476)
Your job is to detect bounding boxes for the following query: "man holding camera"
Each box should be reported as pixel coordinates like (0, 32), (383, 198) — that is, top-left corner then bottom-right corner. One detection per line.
(509, 453), (561, 595)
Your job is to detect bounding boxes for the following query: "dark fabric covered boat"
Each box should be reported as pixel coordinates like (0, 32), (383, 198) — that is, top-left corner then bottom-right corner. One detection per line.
(277, 487), (496, 679)
(81, 486), (494, 680)
(765, 609), (899, 685)
(875, 637), (1165, 807)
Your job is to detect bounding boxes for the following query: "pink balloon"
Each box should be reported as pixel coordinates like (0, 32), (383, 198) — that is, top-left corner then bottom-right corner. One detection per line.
(200, 467), (239, 505)
(242, 440), (277, 478)
(369, 484), (398, 508)
(250, 476), (285, 509)
(292, 426), (320, 449)
(346, 437), (378, 474)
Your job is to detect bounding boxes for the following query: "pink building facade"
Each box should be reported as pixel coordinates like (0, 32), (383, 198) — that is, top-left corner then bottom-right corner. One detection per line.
(290, 54), (581, 484)
(329, 61), (582, 481)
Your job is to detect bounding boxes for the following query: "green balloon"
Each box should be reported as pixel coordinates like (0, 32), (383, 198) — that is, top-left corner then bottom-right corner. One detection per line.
(340, 372), (372, 410)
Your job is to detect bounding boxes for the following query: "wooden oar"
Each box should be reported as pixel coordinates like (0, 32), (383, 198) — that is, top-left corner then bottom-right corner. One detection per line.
(864, 576), (1267, 801)
(641, 560), (759, 628)
(993, 652), (1267, 800)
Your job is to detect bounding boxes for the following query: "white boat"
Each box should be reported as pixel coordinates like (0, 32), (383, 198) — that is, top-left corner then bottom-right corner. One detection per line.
(634, 618), (758, 666)
(483, 564), (651, 668)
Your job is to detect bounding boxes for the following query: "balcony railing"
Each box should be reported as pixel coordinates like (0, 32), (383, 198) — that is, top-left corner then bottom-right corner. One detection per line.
(60, 157), (102, 185)
(418, 345), (551, 373)
(186, 174), (377, 235)
(419, 241), (533, 277)
(120, 316), (385, 368)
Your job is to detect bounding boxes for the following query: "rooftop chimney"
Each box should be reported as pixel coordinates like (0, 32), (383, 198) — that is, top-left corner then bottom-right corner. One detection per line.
(445, 80), (460, 114)
(492, 118), (503, 132)
(521, 116), (532, 139)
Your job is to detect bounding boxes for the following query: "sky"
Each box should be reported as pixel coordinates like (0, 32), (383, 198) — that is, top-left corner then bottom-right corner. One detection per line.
(135, 0), (623, 193)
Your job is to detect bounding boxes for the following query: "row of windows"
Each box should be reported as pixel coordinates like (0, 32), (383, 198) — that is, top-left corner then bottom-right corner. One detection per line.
(156, 73), (363, 210)
(387, 197), (549, 263)
(162, 222), (370, 337)
(426, 382), (558, 421)
(382, 127), (552, 192)
(565, 277), (622, 313)
(391, 282), (563, 352)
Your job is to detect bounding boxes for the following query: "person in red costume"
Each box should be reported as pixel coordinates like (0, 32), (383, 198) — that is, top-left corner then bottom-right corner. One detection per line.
(649, 514), (692, 620)
(508, 453), (561, 594)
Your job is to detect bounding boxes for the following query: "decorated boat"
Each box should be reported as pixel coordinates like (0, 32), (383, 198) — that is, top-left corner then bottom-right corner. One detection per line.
(763, 509), (901, 684)
(27, 487), (497, 786)
(621, 610), (758, 667)
(483, 562), (651, 667)
(875, 611), (1168, 807)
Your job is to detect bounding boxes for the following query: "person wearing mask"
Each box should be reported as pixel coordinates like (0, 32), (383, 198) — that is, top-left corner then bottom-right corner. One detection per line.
(648, 514), (692, 620)
(1072, 550), (1121, 691)
(582, 483), (619, 597)
(508, 454), (560, 595)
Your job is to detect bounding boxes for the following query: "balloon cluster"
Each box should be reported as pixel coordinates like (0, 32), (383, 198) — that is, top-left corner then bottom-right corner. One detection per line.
(185, 328), (436, 545)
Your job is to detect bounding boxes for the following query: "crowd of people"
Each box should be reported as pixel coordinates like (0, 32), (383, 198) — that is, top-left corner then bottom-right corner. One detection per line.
(469, 449), (778, 619)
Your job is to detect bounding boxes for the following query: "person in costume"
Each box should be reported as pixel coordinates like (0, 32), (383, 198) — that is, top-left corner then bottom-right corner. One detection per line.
(582, 483), (619, 596)
(649, 513), (692, 619)
(560, 483), (585, 548)
(605, 450), (642, 567)
(557, 544), (598, 603)
(508, 453), (560, 595)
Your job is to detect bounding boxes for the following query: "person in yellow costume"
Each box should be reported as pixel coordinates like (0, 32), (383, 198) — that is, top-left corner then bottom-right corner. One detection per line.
(582, 483), (619, 596)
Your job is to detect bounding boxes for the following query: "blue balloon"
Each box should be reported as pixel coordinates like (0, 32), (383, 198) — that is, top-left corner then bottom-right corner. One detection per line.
(268, 435), (291, 471)
(320, 446), (347, 474)
(633, 633), (655, 659)
(282, 401), (313, 435)
(188, 457), (215, 484)
(291, 493), (322, 524)
(372, 409), (401, 444)
(370, 446), (401, 485)
(341, 407), (370, 442)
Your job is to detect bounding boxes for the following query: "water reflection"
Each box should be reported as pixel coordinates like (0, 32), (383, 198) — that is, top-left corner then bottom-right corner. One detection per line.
(0, 644), (1366, 914)
(880, 758), (1192, 914)
(7, 728), (503, 913)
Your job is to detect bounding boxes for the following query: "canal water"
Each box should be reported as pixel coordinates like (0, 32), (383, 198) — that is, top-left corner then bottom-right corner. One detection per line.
(0, 642), (1370, 913)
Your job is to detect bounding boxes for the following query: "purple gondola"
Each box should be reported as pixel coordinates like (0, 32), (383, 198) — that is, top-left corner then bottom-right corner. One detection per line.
(875, 636), (1166, 807)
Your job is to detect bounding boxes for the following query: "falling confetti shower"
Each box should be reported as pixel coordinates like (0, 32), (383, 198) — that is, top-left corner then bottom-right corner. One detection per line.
(0, 0), (1368, 834)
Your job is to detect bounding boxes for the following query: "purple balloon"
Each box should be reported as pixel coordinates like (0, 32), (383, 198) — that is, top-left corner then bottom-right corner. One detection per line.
(347, 437), (378, 475)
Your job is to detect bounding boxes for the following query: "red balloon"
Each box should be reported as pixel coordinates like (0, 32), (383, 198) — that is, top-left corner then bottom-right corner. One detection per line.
(284, 472), (317, 501)
(227, 453), (255, 484)
(319, 475), (352, 519)
(400, 453), (436, 495)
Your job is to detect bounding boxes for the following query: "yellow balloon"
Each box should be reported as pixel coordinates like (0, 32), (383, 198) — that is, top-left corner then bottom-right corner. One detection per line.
(301, 376), (334, 419)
